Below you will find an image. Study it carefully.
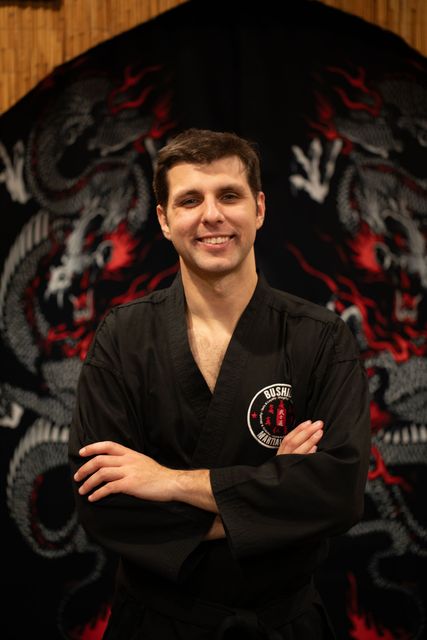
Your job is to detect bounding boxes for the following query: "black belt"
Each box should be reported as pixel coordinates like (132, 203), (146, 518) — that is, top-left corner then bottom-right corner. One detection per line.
(120, 568), (319, 639)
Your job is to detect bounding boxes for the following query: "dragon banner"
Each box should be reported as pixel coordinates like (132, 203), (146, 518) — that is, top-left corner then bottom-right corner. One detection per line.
(0, 1), (425, 638)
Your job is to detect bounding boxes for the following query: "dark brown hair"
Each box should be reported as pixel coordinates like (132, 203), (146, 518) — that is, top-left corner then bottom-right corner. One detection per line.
(153, 128), (262, 207)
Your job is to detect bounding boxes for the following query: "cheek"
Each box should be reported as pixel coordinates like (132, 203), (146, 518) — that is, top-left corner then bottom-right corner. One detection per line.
(242, 218), (259, 239)
(169, 219), (195, 243)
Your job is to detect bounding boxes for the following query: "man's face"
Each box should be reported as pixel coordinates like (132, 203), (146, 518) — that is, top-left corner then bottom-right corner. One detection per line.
(156, 156), (265, 279)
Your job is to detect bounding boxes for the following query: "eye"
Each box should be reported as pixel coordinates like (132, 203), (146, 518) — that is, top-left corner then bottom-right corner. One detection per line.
(221, 192), (239, 202)
(180, 197), (200, 208)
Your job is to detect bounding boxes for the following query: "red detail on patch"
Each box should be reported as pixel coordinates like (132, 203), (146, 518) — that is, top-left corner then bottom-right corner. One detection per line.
(276, 400), (286, 429)
(347, 573), (411, 640)
(369, 446), (412, 492)
(248, 384), (294, 448)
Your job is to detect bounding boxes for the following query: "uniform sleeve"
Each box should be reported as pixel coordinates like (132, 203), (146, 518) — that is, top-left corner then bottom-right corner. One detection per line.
(68, 312), (214, 583)
(210, 318), (371, 559)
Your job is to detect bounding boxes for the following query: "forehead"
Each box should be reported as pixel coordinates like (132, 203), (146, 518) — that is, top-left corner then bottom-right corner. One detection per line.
(167, 156), (250, 195)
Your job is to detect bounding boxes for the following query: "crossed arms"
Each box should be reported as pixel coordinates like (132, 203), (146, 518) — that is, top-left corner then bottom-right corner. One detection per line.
(73, 419), (324, 540)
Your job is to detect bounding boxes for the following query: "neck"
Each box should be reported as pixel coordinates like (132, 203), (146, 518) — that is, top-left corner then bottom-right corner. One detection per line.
(180, 259), (258, 331)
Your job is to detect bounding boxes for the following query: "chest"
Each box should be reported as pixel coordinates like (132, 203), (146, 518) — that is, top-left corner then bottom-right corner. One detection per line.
(187, 324), (231, 393)
(128, 302), (318, 467)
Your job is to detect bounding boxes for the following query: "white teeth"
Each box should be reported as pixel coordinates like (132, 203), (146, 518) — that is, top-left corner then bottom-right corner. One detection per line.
(200, 236), (231, 245)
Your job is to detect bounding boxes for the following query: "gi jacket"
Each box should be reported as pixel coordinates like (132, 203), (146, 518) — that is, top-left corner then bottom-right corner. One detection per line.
(69, 273), (371, 606)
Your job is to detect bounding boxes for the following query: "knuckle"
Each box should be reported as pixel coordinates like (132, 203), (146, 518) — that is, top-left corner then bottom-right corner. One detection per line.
(98, 468), (108, 481)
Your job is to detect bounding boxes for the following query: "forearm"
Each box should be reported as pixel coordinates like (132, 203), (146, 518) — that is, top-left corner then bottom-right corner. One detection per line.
(172, 472), (226, 539)
(173, 468), (219, 513)
(170, 422), (325, 511)
(75, 421), (325, 511)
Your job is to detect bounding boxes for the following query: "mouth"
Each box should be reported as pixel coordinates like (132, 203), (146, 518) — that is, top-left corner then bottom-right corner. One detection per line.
(197, 235), (235, 246)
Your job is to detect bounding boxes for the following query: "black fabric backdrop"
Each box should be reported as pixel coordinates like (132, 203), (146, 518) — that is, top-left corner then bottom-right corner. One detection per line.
(0, 1), (426, 638)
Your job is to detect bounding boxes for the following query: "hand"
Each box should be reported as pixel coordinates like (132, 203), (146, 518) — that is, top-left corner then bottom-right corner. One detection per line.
(276, 420), (323, 456)
(74, 441), (177, 503)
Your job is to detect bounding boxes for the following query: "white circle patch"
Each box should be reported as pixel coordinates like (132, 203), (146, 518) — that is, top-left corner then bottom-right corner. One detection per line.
(247, 383), (295, 449)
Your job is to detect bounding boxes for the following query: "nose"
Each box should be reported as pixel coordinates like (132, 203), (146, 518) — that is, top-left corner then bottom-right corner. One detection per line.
(201, 197), (224, 224)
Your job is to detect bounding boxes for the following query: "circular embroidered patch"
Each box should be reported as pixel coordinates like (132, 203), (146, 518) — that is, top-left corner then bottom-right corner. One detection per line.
(247, 383), (295, 449)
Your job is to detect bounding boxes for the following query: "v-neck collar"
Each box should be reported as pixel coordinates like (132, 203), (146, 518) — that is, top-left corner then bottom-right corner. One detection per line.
(165, 271), (269, 466)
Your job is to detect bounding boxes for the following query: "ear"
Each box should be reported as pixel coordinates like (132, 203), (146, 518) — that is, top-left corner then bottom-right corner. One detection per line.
(255, 192), (266, 230)
(156, 204), (171, 240)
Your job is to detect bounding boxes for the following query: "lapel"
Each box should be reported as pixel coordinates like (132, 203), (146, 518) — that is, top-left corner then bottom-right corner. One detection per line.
(165, 273), (212, 427)
(166, 272), (271, 467)
(190, 276), (268, 467)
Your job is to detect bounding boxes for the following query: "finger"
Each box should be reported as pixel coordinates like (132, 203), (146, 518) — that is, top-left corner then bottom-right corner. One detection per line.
(293, 428), (323, 455)
(287, 420), (312, 437)
(284, 420), (323, 447)
(78, 467), (123, 495)
(87, 480), (123, 502)
(279, 420), (323, 451)
(74, 455), (123, 482)
(277, 421), (311, 453)
(79, 441), (125, 457)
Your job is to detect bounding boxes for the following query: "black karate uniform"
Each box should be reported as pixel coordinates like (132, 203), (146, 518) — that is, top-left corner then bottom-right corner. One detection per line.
(69, 273), (371, 639)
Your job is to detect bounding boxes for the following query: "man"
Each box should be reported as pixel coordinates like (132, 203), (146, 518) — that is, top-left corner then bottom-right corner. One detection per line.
(69, 129), (371, 639)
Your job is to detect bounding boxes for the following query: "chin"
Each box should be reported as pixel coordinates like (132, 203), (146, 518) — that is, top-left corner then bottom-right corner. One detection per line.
(198, 262), (245, 279)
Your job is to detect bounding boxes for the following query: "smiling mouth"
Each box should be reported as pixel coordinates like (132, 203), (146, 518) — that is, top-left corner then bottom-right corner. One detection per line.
(198, 235), (234, 245)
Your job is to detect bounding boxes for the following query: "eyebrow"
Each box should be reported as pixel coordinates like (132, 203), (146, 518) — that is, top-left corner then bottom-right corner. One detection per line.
(217, 183), (246, 194)
(172, 183), (246, 203)
(172, 189), (201, 203)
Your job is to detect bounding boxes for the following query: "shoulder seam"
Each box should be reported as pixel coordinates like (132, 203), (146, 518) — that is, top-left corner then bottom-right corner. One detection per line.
(113, 291), (169, 312)
(266, 299), (338, 325)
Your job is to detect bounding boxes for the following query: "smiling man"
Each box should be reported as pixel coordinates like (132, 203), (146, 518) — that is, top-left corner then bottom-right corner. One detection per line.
(69, 129), (371, 639)
(159, 155), (264, 279)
